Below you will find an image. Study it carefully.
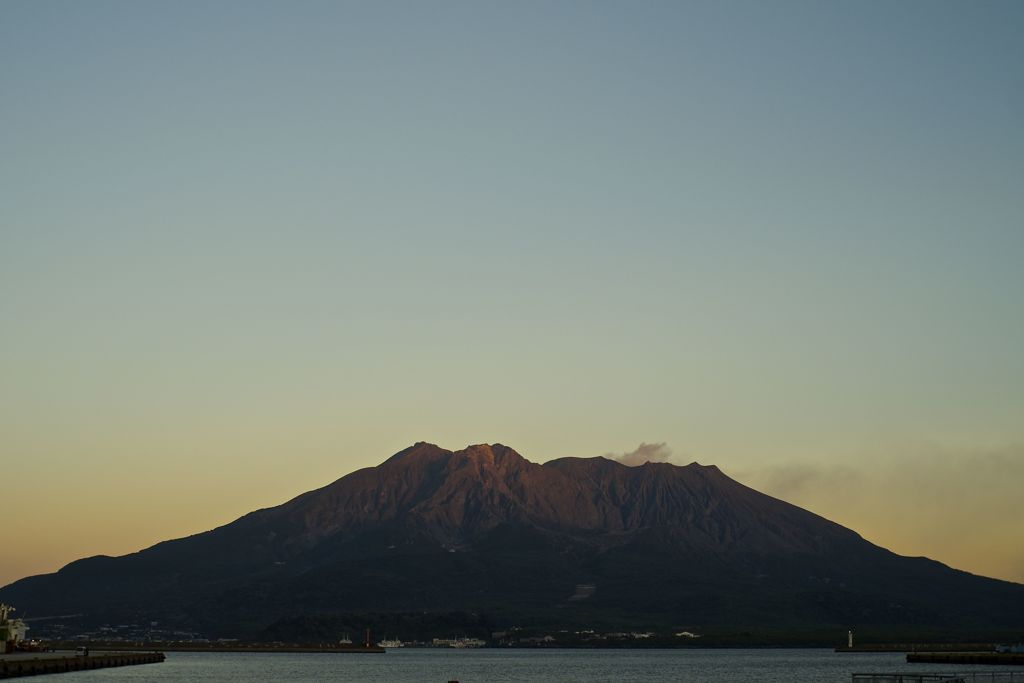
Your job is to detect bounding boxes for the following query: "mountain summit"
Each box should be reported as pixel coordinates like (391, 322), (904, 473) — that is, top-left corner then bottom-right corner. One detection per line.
(3, 443), (1022, 640)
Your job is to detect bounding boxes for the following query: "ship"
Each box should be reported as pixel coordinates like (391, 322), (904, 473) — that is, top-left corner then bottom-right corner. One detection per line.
(0, 603), (29, 654)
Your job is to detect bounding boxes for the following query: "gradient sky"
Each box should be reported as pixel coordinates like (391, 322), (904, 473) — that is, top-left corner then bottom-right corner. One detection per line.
(2, 1), (1023, 588)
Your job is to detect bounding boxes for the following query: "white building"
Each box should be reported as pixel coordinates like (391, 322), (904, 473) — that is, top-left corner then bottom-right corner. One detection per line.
(0, 603), (29, 653)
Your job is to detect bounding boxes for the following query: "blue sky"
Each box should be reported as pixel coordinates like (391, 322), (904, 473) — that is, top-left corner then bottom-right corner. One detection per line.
(2, 1), (1022, 584)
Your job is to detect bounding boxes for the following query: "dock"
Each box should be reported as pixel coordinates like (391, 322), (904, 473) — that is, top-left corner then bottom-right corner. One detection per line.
(48, 641), (385, 654)
(854, 674), (1024, 682)
(838, 644), (994, 654)
(907, 652), (1024, 666)
(0, 652), (165, 678)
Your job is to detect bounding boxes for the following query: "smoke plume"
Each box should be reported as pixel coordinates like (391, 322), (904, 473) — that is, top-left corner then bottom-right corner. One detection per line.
(732, 444), (1024, 584)
(609, 442), (672, 466)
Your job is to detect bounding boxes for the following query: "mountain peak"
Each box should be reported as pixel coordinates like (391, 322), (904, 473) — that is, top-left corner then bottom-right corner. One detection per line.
(382, 443), (529, 472)
(6, 441), (1023, 641)
(382, 441), (451, 465)
(458, 442), (522, 461)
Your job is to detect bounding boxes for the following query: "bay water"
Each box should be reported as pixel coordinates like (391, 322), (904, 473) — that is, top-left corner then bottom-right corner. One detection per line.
(50, 648), (1005, 682)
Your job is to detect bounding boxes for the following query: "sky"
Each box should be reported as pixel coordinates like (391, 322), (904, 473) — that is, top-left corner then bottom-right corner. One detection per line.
(2, 1), (1022, 588)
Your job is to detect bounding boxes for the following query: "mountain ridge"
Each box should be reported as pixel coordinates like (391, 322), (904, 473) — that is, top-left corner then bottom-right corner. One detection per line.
(3, 442), (1022, 641)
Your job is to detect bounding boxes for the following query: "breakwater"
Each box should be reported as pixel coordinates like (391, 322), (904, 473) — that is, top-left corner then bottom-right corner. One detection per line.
(907, 652), (1024, 666)
(0, 652), (165, 678)
(50, 642), (385, 654)
(837, 643), (994, 653)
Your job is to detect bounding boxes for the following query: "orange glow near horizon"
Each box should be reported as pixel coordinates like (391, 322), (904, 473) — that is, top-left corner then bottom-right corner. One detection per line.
(4, 442), (1022, 589)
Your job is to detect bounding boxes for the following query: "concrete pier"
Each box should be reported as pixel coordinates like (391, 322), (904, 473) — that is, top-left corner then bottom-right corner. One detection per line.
(837, 643), (994, 653)
(0, 651), (165, 678)
(49, 642), (385, 654)
(907, 652), (1024, 666)
(854, 674), (1024, 682)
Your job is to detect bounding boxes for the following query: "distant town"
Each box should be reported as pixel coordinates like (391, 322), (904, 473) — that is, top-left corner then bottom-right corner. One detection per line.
(13, 612), (703, 651)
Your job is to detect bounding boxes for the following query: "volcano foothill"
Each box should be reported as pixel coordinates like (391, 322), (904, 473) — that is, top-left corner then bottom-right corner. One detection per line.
(3, 443), (1022, 643)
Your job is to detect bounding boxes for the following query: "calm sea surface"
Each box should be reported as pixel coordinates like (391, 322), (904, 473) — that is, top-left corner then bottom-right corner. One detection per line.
(56, 648), (1002, 682)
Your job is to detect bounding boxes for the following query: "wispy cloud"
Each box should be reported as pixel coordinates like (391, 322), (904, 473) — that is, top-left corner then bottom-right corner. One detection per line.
(732, 462), (864, 501)
(731, 444), (1024, 584)
(608, 442), (672, 466)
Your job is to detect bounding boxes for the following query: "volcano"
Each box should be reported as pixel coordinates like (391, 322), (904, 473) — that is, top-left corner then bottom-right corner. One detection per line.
(3, 443), (1022, 642)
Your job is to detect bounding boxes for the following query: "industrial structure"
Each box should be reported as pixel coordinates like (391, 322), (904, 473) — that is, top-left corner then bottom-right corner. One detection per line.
(0, 603), (28, 653)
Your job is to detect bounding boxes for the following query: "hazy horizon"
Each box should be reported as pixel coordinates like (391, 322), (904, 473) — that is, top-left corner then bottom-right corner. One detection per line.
(2, 440), (1022, 589)
(3, 1), (1022, 588)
